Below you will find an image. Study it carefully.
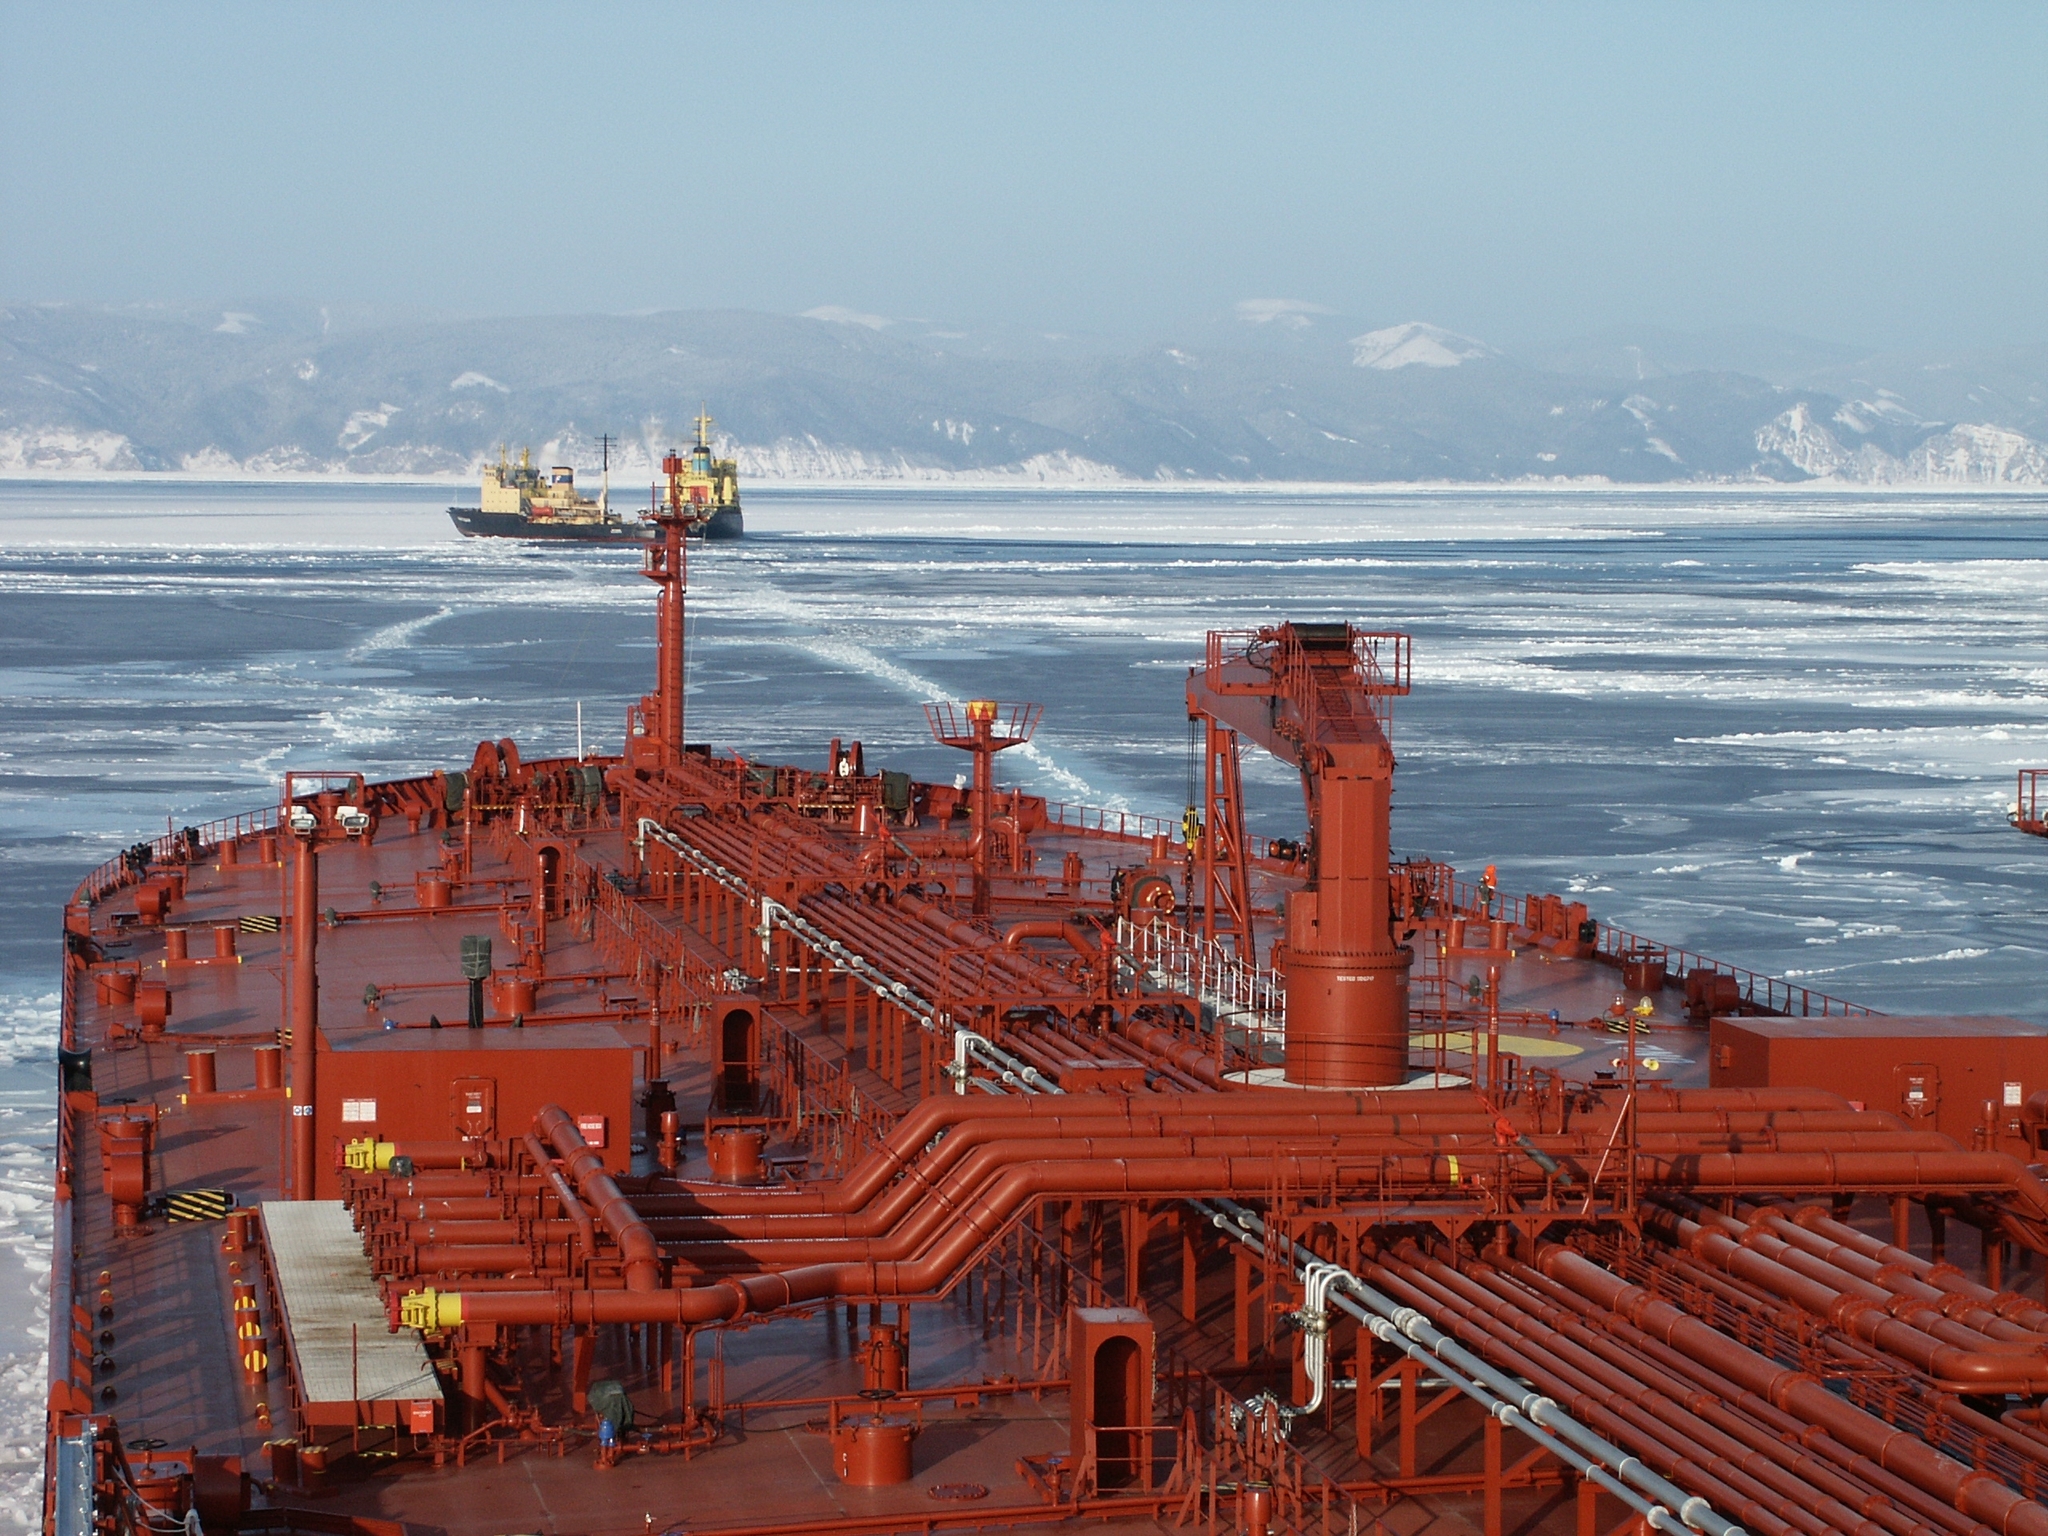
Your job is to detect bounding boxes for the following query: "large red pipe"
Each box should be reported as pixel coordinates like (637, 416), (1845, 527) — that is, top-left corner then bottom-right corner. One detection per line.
(1650, 1209), (2048, 1391)
(650, 1132), (1536, 1261)
(1377, 1246), (1853, 1536)
(1680, 1199), (2048, 1348)
(415, 1244), (569, 1274)
(1631, 1151), (2048, 1233)
(1788, 1205), (2048, 1332)
(1436, 1249), (1979, 1536)
(1535, 1242), (2048, 1536)
(620, 1089), (1495, 1216)
(526, 1131), (597, 1269)
(431, 1152), (1359, 1327)
(637, 1124), (1971, 1254)
(618, 1088), (1908, 1222)
(534, 1106), (659, 1289)
(389, 1198), (532, 1221)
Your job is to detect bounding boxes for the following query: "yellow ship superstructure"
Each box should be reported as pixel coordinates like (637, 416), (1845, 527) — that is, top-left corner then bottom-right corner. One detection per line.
(479, 446), (617, 526)
(451, 416), (740, 541)
(659, 410), (743, 535)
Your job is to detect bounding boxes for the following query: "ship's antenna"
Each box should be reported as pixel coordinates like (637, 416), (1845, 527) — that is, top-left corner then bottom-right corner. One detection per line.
(597, 433), (615, 518)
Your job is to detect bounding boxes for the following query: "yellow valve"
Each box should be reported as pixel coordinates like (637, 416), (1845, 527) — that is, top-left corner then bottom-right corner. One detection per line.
(399, 1288), (462, 1332)
(343, 1138), (400, 1172)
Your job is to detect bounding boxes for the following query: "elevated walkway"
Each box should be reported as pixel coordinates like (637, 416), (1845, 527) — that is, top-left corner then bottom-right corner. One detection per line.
(262, 1201), (441, 1429)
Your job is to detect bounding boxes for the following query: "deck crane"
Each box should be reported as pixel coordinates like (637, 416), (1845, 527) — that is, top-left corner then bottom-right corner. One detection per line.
(1186, 621), (1413, 1087)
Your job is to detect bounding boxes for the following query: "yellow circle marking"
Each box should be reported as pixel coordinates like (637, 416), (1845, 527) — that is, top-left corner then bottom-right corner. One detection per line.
(1410, 1031), (1584, 1060)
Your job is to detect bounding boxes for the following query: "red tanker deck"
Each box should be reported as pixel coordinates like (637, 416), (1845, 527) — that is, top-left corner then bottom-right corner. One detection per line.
(42, 507), (2048, 1536)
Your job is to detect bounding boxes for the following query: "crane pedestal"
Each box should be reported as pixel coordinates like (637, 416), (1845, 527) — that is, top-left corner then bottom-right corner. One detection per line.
(1281, 940), (1413, 1087)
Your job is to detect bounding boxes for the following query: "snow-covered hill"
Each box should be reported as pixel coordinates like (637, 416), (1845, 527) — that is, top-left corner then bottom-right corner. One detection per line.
(1757, 405), (2048, 485)
(3, 302), (2042, 485)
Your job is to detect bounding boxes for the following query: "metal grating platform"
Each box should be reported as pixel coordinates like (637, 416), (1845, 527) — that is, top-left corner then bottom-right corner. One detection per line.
(261, 1200), (440, 1424)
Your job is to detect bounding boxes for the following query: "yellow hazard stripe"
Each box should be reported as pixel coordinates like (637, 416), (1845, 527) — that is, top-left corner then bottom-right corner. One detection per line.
(165, 1189), (235, 1222)
(239, 914), (281, 933)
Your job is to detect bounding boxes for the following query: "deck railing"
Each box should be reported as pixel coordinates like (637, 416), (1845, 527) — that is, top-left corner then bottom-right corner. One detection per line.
(1444, 876), (1876, 1020)
(1041, 798), (1298, 865)
(73, 804), (282, 906)
(2019, 769), (2045, 832)
(1119, 915), (1287, 1066)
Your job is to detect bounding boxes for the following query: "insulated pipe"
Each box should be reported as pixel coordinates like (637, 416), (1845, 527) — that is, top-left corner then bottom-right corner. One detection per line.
(1519, 1264), (1983, 1536)
(952, 1029), (1056, 1095)
(1651, 1209), (2048, 1391)
(1394, 1243), (1953, 1536)
(995, 1029), (1090, 1084)
(535, 1107), (660, 1289)
(804, 890), (971, 971)
(789, 896), (959, 994)
(1535, 1242), (2048, 1536)
(1376, 1248), (1836, 1536)
(1200, 1200), (1743, 1536)
(1503, 1257), (1994, 1536)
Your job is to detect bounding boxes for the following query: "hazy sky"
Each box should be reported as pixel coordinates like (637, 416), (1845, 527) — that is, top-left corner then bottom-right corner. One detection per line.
(3, 2), (2043, 351)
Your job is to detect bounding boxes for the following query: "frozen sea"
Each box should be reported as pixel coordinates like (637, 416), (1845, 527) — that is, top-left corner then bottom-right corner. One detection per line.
(0, 477), (2045, 1521)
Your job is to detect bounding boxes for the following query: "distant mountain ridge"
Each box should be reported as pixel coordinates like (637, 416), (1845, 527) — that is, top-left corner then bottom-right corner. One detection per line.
(3, 300), (2044, 486)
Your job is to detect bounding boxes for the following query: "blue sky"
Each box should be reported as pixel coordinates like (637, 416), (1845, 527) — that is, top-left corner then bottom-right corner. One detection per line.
(2, 2), (2042, 350)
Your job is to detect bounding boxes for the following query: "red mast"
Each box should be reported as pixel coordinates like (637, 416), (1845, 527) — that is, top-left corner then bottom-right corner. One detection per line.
(642, 455), (692, 767)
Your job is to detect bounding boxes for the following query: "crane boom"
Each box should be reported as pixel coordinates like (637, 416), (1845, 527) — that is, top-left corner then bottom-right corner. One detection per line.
(1187, 622), (1414, 1087)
